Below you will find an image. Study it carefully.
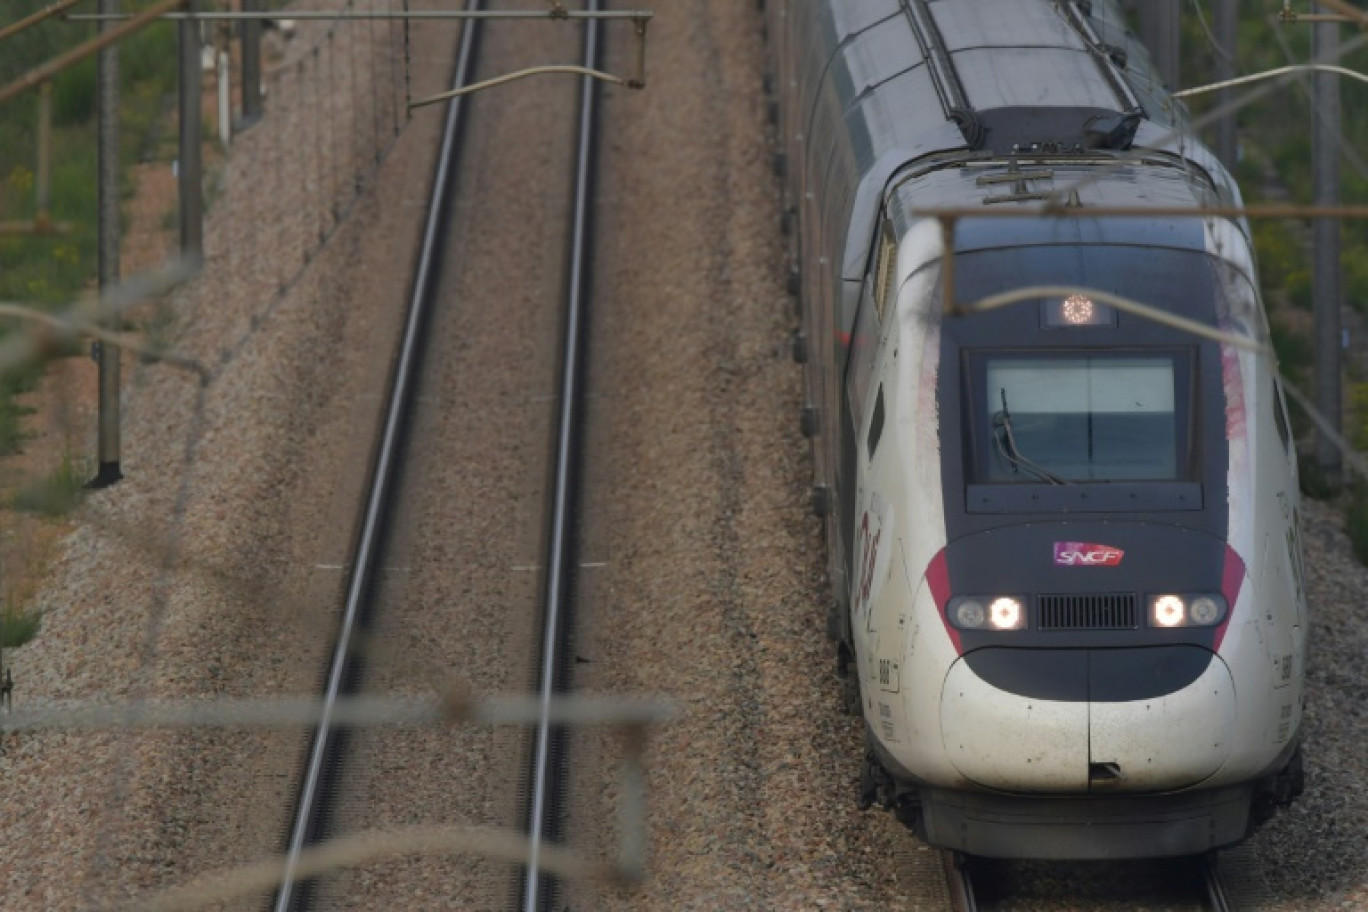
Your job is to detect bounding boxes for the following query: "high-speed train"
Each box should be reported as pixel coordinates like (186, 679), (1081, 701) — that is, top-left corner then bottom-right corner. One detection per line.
(766, 0), (1308, 859)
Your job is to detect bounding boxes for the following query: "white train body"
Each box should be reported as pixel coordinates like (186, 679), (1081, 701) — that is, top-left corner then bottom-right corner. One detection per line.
(768, 0), (1308, 858)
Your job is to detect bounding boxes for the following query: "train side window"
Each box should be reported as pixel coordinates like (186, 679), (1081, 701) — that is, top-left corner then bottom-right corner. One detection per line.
(867, 385), (885, 458)
(873, 218), (897, 323)
(1273, 377), (1292, 455)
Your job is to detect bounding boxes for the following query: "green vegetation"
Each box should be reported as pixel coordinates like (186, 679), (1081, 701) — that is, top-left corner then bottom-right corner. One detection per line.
(0, 2), (179, 458)
(1178, 2), (1368, 510)
(1347, 482), (1368, 565)
(11, 446), (88, 517)
(0, 603), (40, 648)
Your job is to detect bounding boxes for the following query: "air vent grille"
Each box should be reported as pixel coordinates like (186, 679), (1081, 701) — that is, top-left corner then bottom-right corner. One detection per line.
(1038, 593), (1138, 630)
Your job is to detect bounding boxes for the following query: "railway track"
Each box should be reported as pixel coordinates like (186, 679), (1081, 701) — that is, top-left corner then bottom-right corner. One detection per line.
(271, 3), (485, 908)
(519, 1), (603, 909)
(270, 3), (604, 909)
(947, 850), (1246, 912)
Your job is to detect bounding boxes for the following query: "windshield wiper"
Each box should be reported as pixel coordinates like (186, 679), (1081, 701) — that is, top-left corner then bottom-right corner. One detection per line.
(992, 389), (1068, 485)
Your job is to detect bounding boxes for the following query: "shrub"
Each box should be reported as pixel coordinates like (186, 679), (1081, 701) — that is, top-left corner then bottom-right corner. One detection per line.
(1298, 450), (1339, 501)
(1284, 269), (1312, 312)
(1346, 242), (1368, 316)
(121, 23), (178, 86)
(0, 607), (40, 649)
(52, 55), (97, 125)
(1351, 384), (1368, 453)
(1270, 319), (1313, 385)
(1253, 219), (1302, 293)
(12, 446), (89, 517)
(1348, 483), (1368, 567)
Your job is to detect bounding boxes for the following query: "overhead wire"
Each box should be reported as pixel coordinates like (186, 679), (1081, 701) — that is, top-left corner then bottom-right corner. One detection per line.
(1188, 0), (1236, 67)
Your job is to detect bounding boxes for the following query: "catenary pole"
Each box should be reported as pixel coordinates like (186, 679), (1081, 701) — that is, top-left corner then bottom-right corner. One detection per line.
(1158, 0), (1182, 90)
(1313, 5), (1343, 484)
(1214, 0), (1238, 169)
(179, 0), (203, 262)
(1137, 0), (1182, 89)
(93, 0), (122, 487)
(241, 0), (262, 126)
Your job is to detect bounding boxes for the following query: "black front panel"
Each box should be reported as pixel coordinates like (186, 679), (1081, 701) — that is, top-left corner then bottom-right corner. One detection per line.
(963, 645), (1214, 702)
(1090, 645), (1214, 702)
(943, 518), (1227, 651)
(937, 244), (1232, 545)
(933, 245), (1236, 657)
(962, 648), (1090, 701)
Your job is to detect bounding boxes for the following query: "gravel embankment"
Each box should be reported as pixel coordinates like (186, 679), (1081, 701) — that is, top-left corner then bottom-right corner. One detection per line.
(0, 8), (455, 909)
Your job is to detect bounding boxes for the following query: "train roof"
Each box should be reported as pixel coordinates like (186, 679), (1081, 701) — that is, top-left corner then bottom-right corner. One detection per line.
(886, 154), (1230, 256)
(796, 0), (1246, 281)
(816, 0), (1182, 157)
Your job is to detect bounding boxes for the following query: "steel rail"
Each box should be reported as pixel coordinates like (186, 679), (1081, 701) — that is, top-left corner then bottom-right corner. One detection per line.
(520, 2), (601, 909)
(943, 852), (979, 912)
(1204, 853), (1235, 912)
(270, 3), (484, 909)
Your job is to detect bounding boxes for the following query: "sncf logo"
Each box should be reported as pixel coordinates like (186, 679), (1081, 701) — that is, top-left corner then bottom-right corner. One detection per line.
(1054, 541), (1124, 567)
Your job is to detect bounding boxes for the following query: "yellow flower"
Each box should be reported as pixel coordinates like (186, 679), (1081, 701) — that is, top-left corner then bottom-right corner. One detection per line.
(7, 166), (33, 194)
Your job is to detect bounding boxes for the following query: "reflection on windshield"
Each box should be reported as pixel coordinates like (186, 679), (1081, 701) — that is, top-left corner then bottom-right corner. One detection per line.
(984, 356), (1179, 482)
(991, 388), (1067, 484)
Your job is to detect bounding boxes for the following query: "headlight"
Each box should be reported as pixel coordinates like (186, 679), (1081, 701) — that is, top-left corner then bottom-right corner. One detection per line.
(1153, 594), (1186, 628)
(954, 599), (986, 629)
(989, 597), (1024, 630)
(1148, 593), (1227, 628)
(1189, 595), (1222, 625)
(949, 596), (1027, 631)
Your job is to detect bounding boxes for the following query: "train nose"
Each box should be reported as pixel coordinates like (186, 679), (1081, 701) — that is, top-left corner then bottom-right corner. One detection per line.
(940, 647), (1235, 792)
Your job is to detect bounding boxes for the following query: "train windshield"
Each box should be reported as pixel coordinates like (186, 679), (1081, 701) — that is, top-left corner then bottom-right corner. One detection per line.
(974, 352), (1190, 483)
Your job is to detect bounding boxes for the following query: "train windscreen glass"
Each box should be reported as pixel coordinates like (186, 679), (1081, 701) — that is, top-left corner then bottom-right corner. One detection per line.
(980, 354), (1183, 482)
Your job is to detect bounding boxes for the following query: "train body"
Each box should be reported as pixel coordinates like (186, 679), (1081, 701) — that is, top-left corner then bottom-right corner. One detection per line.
(766, 0), (1308, 859)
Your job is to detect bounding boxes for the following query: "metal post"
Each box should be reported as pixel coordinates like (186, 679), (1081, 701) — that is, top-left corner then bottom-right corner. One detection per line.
(1157, 0), (1181, 91)
(1312, 8), (1343, 484)
(1137, 0), (1158, 69)
(1137, 0), (1180, 89)
(178, 1), (203, 261)
(35, 81), (52, 233)
(216, 30), (231, 147)
(241, 0), (262, 126)
(92, 0), (123, 488)
(1214, 0), (1238, 169)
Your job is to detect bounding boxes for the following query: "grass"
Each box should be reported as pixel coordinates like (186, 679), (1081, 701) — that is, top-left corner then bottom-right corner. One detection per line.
(12, 445), (89, 518)
(0, 446), (92, 648)
(0, 603), (41, 649)
(1348, 483), (1368, 568)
